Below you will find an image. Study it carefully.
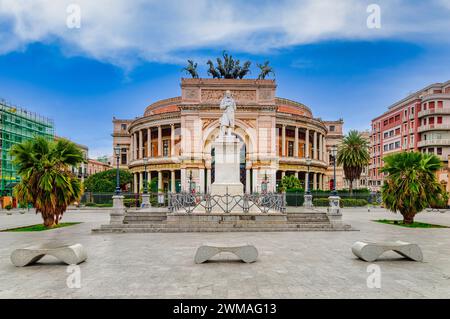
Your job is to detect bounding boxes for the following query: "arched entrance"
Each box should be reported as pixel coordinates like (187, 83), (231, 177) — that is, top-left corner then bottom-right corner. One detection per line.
(211, 135), (247, 191)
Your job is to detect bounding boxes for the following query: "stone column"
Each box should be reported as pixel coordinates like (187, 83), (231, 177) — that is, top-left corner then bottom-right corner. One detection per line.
(139, 130), (143, 159)
(170, 124), (175, 157)
(322, 135), (326, 162)
(282, 125), (286, 157)
(147, 128), (152, 157)
(319, 133), (323, 161)
(305, 129), (310, 158)
(171, 170), (176, 193)
(313, 131), (318, 160)
(158, 126), (162, 157)
(246, 169), (251, 194)
(139, 171), (144, 193)
(181, 169), (186, 192)
(252, 169), (258, 192)
(313, 173), (317, 190)
(319, 173), (323, 190)
(133, 133), (137, 161)
(281, 171), (286, 178)
(133, 172), (138, 193)
(199, 168), (205, 193)
(158, 171), (163, 191)
(294, 126), (299, 157)
(129, 135), (134, 162)
(206, 168), (212, 193)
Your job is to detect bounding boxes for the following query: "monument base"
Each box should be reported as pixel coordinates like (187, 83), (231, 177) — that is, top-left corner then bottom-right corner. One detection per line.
(210, 183), (243, 196)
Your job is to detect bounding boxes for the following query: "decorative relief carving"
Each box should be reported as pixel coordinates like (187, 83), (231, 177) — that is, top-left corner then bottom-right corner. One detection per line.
(184, 89), (199, 100)
(259, 89), (273, 101)
(201, 90), (256, 103)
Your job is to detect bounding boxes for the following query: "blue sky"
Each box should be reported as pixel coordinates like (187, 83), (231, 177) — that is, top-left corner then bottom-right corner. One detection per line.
(1, 0), (450, 157)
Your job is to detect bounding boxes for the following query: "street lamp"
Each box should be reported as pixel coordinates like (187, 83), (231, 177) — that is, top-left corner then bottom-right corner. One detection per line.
(114, 145), (121, 195)
(330, 145), (338, 196)
(143, 157), (148, 194)
(188, 170), (193, 193)
(305, 156), (312, 195)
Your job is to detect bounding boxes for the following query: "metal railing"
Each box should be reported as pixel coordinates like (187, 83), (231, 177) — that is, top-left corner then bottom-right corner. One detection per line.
(168, 191), (285, 214)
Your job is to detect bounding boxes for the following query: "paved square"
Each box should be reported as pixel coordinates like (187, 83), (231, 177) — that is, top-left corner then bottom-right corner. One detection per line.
(1, 208), (449, 298)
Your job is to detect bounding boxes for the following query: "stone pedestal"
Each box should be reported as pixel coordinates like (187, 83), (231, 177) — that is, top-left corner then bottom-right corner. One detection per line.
(303, 194), (313, 209)
(110, 195), (126, 225)
(210, 136), (244, 196)
(141, 193), (151, 208)
(327, 195), (342, 227)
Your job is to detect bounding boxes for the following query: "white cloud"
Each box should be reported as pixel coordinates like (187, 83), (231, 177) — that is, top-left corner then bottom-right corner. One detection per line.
(0, 0), (449, 68)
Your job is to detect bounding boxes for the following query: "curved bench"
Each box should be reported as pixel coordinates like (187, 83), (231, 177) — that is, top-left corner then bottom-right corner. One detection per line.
(195, 244), (258, 264)
(11, 244), (87, 267)
(352, 241), (423, 262)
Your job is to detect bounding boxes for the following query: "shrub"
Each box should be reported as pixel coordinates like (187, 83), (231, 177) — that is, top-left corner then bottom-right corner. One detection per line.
(5, 204), (12, 210)
(124, 198), (141, 208)
(312, 198), (367, 207)
(84, 202), (96, 207)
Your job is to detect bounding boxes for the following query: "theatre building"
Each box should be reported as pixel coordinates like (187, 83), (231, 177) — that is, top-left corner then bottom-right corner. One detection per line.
(112, 78), (345, 193)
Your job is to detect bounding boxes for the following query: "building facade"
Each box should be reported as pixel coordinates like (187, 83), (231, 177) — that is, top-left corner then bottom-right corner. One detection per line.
(370, 80), (450, 191)
(0, 100), (54, 197)
(113, 78), (344, 193)
(88, 158), (112, 176)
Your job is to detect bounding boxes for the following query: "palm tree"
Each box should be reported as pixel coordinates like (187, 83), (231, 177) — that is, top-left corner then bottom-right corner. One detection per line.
(11, 136), (84, 227)
(381, 152), (446, 224)
(336, 130), (370, 195)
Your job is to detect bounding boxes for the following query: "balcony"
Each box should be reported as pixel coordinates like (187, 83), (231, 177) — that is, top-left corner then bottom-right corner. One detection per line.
(417, 139), (450, 147)
(418, 108), (450, 118)
(417, 124), (450, 133)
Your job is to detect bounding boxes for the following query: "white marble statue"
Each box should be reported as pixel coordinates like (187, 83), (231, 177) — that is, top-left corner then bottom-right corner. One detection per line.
(219, 90), (236, 138)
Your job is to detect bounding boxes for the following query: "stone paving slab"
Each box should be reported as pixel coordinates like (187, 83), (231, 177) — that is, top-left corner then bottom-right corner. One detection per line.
(0, 208), (449, 298)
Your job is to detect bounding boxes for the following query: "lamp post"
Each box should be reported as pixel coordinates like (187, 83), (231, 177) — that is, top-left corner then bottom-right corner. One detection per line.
(330, 145), (338, 196)
(327, 144), (342, 226)
(110, 145), (125, 225)
(304, 156), (313, 209)
(189, 170), (193, 193)
(114, 145), (121, 195)
(141, 157), (150, 208)
(305, 156), (312, 195)
(143, 157), (148, 194)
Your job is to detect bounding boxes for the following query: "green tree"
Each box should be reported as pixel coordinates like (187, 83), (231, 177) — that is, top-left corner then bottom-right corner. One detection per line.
(381, 152), (446, 224)
(280, 175), (301, 191)
(84, 169), (132, 193)
(336, 130), (370, 195)
(11, 137), (84, 227)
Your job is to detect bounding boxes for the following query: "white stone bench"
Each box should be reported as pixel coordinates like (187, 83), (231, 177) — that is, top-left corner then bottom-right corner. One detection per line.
(352, 241), (423, 262)
(195, 244), (258, 264)
(11, 244), (87, 267)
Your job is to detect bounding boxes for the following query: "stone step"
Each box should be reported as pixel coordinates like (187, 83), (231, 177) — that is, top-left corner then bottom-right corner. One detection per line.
(93, 226), (337, 233)
(97, 222), (334, 230)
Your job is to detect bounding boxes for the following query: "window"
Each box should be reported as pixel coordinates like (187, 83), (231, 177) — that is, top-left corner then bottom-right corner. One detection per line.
(163, 140), (169, 157)
(389, 143), (394, 150)
(384, 132), (388, 138)
(121, 154), (127, 165)
(395, 141), (400, 149)
(288, 141), (294, 157)
(437, 116), (442, 124)
(437, 147), (443, 155)
(121, 124), (127, 130)
(395, 128), (400, 135)
(411, 107), (414, 114)
(383, 120), (388, 126)
(384, 145), (388, 151)
(428, 148), (434, 154)
(395, 114), (400, 121)
(429, 117), (434, 125)
(438, 101), (443, 108)
(389, 117), (394, 124)
(329, 125), (335, 132)
(389, 130), (394, 137)
(429, 101), (435, 109)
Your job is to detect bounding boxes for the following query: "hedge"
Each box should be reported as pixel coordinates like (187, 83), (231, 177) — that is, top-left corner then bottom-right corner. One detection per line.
(312, 198), (368, 207)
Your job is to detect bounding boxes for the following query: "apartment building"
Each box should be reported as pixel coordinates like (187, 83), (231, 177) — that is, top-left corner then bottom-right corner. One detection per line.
(370, 80), (450, 191)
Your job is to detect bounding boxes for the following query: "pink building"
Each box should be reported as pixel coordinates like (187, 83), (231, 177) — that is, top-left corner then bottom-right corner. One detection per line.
(370, 80), (450, 191)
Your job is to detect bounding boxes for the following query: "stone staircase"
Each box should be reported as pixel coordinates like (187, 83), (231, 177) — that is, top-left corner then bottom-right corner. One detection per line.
(92, 209), (351, 233)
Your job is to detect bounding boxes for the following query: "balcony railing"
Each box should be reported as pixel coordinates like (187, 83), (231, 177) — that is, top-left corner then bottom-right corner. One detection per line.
(418, 108), (450, 118)
(417, 124), (450, 132)
(417, 139), (450, 147)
